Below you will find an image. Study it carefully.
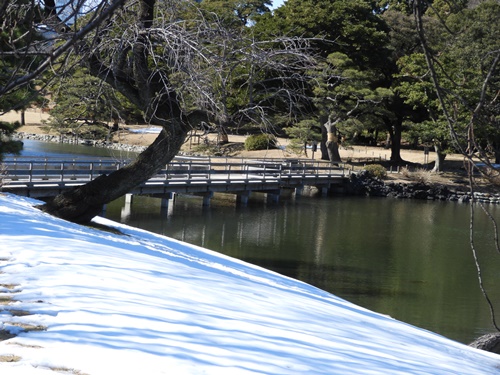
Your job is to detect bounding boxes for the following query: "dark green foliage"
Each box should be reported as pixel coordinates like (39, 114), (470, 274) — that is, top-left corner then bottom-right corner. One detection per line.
(0, 1), (47, 160)
(395, 0), (500, 166)
(255, 0), (391, 70)
(311, 51), (393, 140)
(47, 67), (141, 140)
(254, 0), (399, 160)
(0, 121), (22, 161)
(200, 0), (272, 26)
(244, 133), (276, 151)
(284, 119), (321, 155)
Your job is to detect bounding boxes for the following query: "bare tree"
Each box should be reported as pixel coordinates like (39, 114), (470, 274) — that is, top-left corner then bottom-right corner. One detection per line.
(158, 12), (317, 143)
(0, 0), (128, 103)
(413, 0), (500, 345)
(1, 0), (318, 223)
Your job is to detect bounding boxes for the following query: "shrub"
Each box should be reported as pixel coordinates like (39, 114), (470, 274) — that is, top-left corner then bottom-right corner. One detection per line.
(363, 164), (387, 179)
(479, 165), (500, 186)
(244, 134), (276, 151)
(412, 168), (432, 184)
(400, 166), (432, 183)
(400, 166), (412, 178)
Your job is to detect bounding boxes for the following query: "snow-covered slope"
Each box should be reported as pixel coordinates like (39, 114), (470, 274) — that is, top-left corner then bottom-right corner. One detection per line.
(0, 194), (498, 374)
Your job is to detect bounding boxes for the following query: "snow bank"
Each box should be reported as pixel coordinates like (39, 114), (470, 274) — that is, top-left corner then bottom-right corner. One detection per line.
(0, 193), (498, 374)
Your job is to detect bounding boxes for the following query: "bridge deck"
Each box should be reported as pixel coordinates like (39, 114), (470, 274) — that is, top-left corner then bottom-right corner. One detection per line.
(1, 156), (349, 199)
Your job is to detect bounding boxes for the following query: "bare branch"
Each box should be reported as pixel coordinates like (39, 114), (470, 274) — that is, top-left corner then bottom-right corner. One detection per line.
(0, 0), (127, 98)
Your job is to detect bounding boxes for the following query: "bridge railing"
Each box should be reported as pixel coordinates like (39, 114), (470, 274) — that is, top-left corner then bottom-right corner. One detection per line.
(151, 158), (346, 183)
(2, 159), (126, 183)
(2, 156), (347, 186)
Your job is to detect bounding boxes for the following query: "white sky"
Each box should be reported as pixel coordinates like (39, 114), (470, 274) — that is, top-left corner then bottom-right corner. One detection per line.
(272, 0), (286, 10)
(1, 194), (499, 374)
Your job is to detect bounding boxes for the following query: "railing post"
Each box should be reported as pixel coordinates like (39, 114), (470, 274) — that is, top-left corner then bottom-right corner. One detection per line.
(5, 156), (345, 200)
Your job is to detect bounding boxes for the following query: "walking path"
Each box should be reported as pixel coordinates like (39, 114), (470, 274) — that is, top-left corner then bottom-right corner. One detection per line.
(1, 109), (476, 190)
(1, 109), (459, 163)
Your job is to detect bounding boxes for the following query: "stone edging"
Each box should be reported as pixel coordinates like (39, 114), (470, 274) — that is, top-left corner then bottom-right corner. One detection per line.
(348, 170), (500, 204)
(14, 132), (148, 154)
(13, 133), (500, 204)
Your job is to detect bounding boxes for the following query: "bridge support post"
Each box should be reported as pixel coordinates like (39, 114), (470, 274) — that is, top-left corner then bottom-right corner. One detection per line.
(202, 192), (214, 207)
(160, 193), (176, 216)
(236, 191), (250, 207)
(161, 198), (169, 209)
(161, 193), (173, 209)
(122, 193), (134, 218)
(125, 193), (134, 205)
(121, 202), (131, 221)
(266, 190), (281, 204)
(294, 186), (303, 198)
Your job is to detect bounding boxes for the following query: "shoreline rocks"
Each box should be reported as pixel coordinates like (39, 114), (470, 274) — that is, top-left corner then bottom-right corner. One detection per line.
(347, 170), (500, 204)
(13, 132), (148, 154)
(13, 132), (500, 204)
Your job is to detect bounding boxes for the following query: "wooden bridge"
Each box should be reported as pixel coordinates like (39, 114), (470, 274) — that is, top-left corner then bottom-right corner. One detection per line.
(1, 156), (349, 206)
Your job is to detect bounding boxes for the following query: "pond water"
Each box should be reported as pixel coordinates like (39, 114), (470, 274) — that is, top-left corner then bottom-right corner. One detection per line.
(104, 193), (500, 345)
(15, 138), (138, 160)
(14, 139), (500, 344)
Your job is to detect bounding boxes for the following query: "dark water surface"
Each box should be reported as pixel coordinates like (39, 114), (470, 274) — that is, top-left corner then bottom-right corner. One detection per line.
(15, 140), (500, 344)
(16, 138), (138, 160)
(105, 193), (500, 345)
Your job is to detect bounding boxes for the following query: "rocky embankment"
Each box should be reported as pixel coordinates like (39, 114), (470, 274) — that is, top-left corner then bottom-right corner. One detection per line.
(14, 131), (500, 204)
(14, 132), (148, 153)
(348, 170), (500, 204)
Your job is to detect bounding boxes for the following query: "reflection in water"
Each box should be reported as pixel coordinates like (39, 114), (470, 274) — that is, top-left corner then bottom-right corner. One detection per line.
(104, 194), (500, 344)
(22, 139), (500, 344)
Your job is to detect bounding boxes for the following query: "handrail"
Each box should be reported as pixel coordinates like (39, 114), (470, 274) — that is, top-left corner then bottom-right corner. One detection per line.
(2, 157), (347, 188)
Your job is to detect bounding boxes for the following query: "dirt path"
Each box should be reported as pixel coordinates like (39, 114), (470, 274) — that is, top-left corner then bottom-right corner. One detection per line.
(3, 109), (454, 164)
(3, 109), (476, 189)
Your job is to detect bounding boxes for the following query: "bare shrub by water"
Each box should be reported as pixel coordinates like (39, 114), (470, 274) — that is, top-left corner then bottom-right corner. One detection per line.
(400, 167), (433, 184)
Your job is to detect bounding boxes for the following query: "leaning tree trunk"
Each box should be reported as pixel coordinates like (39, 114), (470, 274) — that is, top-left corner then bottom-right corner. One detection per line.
(36, 0), (198, 224)
(326, 134), (342, 165)
(469, 333), (500, 354)
(38, 117), (189, 224)
(323, 116), (342, 165)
